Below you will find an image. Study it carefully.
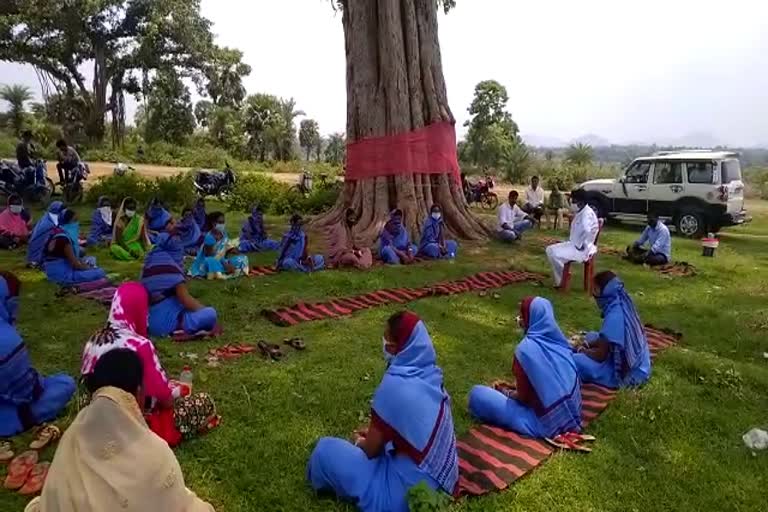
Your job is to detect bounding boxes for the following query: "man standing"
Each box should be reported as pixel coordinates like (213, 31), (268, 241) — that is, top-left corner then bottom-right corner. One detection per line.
(523, 175), (545, 224)
(545, 189), (600, 288)
(497, 190), (534, 242)
(15, 130), (36, 170)
(625, 212), (671, 266)
(55, 139), (81, 185)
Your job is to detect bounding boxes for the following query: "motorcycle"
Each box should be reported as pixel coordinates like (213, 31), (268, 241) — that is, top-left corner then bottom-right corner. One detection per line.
(113, 162), (136, 177)
(0, 159), (54, 203)
(61, 162), (90, 203)
(193, 163), (236, 199)
(466, 174), (499, 210)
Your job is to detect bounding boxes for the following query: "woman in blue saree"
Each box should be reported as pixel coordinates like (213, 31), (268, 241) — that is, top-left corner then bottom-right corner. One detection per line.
(276, 214), (324, 272)
(26, 201), (64, 268)
(192, 198), (207, 229)
(86, 196), (113, 246)
(378, 209), (417, 265)
(417, 205), (458, 260)
(141, 226), (218, 338)
(178, 206), (202, 256)
(188, 212), (249, 279)
(308, 311), (458, 512)
(468, 297), (582, 438)
(0, 271), (75, 437)
(145, 198), (172, 244)
(239, 205), (280, 253)
(43, 209), (107, 286)
(573, 271), (651, 389)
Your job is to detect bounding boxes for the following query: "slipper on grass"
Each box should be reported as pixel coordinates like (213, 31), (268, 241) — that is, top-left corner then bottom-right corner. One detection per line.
(3, 451), (38, 490)
(283, 337), (306, 351)
(18, 462), (50, 495)
(257, 340), (283, 361)
(0, 441), (14, 463)
(545, 434), (593, 453)
(29, 425), (61, 450)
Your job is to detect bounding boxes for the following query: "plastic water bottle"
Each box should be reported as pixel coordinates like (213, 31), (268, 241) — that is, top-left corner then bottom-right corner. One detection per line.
(179, 365), (194, 389)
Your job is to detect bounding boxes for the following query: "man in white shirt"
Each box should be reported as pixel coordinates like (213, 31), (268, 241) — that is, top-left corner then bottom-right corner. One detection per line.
(522, 175), (545, 224)
(497, 190), (534, 242)
(545, 189), (600, 287)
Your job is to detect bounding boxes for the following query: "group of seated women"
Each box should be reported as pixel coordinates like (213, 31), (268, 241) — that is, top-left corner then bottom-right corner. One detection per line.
(310, 270), (651, 511)
(377, 205), (458, 265)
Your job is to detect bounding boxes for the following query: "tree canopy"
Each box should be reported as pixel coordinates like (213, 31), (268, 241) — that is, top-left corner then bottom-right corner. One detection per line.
(144, 69), (196, 145)
(0, 84), (33, 135)
(565, 143), (595, 166)
(0, 0), (244, 144)
(299, 119), (321, 160)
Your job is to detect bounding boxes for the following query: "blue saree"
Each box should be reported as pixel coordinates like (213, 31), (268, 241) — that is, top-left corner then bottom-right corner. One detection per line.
(142, 233), (217, 337)
(43, 224), (106, 286)
(239, 208), (280, 253)
(189, 230), (249, 279)
(378, 213), (417, 265)
(86, 197), (112, 246)
(146, 202), (172, 244)
(308, 313), (458, 511)
(574, 277), (652, 388)
(276, 225), (324, 272)
(417, 217), (457, 260)
(26, 201), (64, 267)
(0, 274), (75, 436)
(178, 215), (202, 256)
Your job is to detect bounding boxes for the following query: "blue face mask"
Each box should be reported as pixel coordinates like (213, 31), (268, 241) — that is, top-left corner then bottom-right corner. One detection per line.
(215, 223), (226, 233)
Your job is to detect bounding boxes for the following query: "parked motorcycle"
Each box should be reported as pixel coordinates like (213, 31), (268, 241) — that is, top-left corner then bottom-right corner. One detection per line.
(113, 162), (136, 177)
(0, 159), (54, 203)
(466, 174), (499, 210)
(61, 162), (90, 203)
(193, 163), (236, 199)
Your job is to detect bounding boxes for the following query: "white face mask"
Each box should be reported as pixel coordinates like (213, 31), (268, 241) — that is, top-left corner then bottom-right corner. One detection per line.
(216, 223), (227, 233)
(382, 337), (394, 363)
(49, 213), (59, 224)
(9, 205), (22, 214)
(431, 212), (442, 221)
(125, 209), (136, 218)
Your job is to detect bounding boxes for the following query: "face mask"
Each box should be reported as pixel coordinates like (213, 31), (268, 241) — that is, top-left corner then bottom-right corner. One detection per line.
(382, 337), (394, 363)
(49, 213), (59, 224)
(125, 209), (136, 218)
(431, 212), (442, 221)
(99, 206), (111, 216)
(9, 205), (22, 214)
(215, 223), (227, 233)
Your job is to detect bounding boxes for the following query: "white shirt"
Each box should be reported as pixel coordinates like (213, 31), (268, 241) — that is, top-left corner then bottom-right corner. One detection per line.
(569, 205), (600, 256)
(498, 202), (527, 229)
(525, 186), (545, 207)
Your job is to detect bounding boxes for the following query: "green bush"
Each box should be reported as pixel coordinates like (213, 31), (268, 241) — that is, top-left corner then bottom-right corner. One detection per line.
(227, 171), (340, 215)
(85, 172), (196, 208)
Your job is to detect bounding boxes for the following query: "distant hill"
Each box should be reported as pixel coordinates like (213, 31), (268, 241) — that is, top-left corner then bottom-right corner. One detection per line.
(521, 133), (567, 148)
(570, 133), (611, 147)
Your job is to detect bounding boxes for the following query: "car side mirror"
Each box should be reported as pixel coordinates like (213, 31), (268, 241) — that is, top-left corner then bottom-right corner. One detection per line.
(618, 176), (626, 183)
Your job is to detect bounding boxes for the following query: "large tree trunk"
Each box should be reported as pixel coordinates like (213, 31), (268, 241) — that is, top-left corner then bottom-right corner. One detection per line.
(314, 0), (489, 244)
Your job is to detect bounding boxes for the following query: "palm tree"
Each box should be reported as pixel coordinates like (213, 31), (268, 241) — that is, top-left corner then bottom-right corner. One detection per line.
(565, 143), (594, 166)
(0, 84), (34, 135)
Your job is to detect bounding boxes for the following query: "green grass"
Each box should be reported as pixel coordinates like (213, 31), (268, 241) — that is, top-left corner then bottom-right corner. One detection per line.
(2, 201), (768, 511)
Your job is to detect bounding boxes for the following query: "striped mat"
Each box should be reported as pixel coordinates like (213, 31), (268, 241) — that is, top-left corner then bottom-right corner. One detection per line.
(457, 325), (680, 496)
(58, 278), (117, 306)
(262, 270), (544, 326)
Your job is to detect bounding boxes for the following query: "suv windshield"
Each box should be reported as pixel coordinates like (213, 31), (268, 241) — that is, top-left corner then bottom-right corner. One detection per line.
(721, 159), (742, 183)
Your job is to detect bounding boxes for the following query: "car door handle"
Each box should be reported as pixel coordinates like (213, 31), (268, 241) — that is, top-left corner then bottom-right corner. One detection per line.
(670, 185), (684, 193)
(636, 186), (647, 191)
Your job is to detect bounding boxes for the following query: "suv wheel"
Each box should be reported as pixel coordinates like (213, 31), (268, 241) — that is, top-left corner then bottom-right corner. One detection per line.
(675, 209), (705, 238)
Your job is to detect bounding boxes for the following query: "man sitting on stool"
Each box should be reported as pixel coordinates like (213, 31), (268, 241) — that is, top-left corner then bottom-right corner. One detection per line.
(545, 189), (599, 288)
(625, 212), (671, 266)
(497, 190), (534, 242)
(523, 175), (545, 225)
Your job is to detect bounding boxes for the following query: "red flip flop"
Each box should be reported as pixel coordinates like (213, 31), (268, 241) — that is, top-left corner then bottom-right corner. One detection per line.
(18, 462), (50, 495)
(4, 451), (38, 490)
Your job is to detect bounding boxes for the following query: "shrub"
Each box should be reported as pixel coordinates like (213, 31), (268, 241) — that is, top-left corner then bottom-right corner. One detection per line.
(85, 172), (196, 209)
(227, 171), (340, 215)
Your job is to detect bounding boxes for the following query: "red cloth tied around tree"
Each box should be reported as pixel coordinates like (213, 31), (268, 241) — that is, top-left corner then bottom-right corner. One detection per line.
(345, 121), (460, 184)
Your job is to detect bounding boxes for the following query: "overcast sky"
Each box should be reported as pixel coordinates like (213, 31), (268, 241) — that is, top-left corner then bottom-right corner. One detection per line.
(1, 0), (767, 146)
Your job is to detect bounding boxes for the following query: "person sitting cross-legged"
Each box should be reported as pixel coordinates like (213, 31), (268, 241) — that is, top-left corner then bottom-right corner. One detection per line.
(86, 196), (113, 247)
(0, 194), (33, 249)
(43, 209), (107, 287)
(545, 189), (599, 288)
(328, 208), (373, 269)
(625, 212), (671, 266)
(378, 209), (417, 265)
(573, 271), (652, 389)
(497, 190), (534, 242)
(111, 197), (151, 261)
(522, 175), (545, 224)
(276, 214), (325, 272)
(417, 204), (458, 260)
(307, 311), (458, 512)
(189, 212), (250, 279)
(238, 205), (280, 253)
(468, 296), (582, 438)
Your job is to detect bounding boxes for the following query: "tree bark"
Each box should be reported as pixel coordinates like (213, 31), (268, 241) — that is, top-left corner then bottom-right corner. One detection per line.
(314, 0), (490, 244)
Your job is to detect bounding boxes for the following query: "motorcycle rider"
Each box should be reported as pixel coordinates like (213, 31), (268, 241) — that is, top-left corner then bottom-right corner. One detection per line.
(55, 139), (82, 186)
(16, 130), (37, 171)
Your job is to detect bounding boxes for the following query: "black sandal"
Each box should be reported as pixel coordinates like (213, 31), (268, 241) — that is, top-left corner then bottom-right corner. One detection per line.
(283, 337), (307, 351)
(257, 340), (283, 361)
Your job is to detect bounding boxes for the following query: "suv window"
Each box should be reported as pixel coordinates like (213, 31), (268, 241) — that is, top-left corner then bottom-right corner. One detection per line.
(653, 162), (683, 184)
(625, 161), (651, 184)
(686, 161), (715, 184)
(721, 159), (742, 183)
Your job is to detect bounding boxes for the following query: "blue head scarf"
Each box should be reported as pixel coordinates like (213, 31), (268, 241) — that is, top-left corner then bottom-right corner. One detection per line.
(596, 275), (652, 387)
(372, 312), (459, 494)
(178, 211), (201, 250)
(141, 232), (186, 298)
(419, 207), (444, 249)
(55, 208), (81, 258)
(87, 196), (112, 243)
(26, 201), (64, 265)
(0, 273), (40, 407)
(380, 209), (408, 249)
(146, 199), (172, 231)
(242, 206), (266, 242)
(278, 217), (306, 264)
(192, 199), (207, 228)
(515, 297), (582, 435)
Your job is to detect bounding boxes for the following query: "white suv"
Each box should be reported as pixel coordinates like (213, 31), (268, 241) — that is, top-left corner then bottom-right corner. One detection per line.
(575, 151), (749, 237)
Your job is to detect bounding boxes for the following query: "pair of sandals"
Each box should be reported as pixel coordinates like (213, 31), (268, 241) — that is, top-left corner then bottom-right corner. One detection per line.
(208, 343), (256, 360)
(545, 432), (596, 453)
(1, 425), (61, 495)
(256, 338), (306, 362)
